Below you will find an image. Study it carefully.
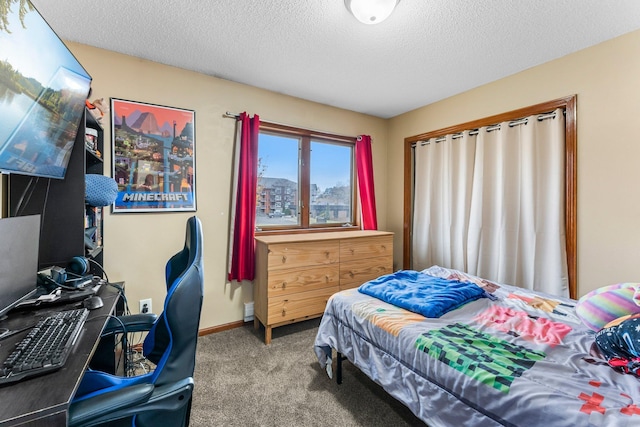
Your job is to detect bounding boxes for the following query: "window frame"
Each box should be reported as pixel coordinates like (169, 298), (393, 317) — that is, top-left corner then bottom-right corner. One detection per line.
(256, 122), (359, 235)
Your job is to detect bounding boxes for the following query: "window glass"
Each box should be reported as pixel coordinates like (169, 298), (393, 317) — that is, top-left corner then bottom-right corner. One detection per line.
(309, 141), (353, 225)
(256, 133), (300, 227)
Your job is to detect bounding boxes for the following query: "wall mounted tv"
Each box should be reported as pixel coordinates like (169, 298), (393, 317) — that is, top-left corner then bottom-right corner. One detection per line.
(0, 0), (91, 179)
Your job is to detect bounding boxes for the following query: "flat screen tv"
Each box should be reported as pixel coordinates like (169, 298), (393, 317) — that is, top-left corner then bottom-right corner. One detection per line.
(0, 0), (91, 179)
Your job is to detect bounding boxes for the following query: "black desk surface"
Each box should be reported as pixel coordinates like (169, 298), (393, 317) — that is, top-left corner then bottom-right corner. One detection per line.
(0, 284), (121, 426)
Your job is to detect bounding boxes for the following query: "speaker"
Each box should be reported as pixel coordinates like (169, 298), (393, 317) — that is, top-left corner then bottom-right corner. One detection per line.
(68, 256), (90, 276)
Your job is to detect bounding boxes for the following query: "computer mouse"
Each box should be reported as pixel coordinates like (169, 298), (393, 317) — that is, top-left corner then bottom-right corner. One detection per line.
(83, 295), (104, 310)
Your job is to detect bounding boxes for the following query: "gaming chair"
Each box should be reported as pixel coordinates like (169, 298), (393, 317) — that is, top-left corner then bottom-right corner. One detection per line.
(68, 216), (204, 427)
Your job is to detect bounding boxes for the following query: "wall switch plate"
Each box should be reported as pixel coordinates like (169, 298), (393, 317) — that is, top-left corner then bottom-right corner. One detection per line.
(140, 298), (152, 314)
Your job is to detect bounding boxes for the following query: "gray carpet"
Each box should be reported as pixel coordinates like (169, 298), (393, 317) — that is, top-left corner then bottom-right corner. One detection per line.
(190, 319), (425, 426)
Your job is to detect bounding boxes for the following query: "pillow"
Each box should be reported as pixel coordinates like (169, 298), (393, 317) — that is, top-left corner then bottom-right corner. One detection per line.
(576, 283), (640, 331)
(602, 312), (640, 329)
(85, 174), (118, 207)
(595, 314), (640, 376)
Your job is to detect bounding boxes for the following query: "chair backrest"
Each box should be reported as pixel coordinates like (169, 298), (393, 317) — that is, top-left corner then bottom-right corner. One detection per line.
(142, 216), (204, 386)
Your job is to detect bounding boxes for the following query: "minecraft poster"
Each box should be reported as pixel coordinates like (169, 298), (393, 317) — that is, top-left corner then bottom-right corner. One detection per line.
(110, 98), (196, 212)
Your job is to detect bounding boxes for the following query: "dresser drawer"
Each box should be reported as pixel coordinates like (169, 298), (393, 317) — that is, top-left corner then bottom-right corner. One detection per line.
(267, 265), (339, 297)
(340, 235), (393, 262)
(340, 255), (393, 290)
(267, 241), (339, 271)
(267, 286), (339, 324)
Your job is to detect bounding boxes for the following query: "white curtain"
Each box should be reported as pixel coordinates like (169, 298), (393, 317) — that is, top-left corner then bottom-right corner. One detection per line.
(412, 109), (568, 297)
(413, 132), (476, 272)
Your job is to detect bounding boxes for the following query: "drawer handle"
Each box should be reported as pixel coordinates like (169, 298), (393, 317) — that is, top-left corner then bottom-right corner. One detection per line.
(325, 251), (330, 258)
(282, 255), (287, 264)
(282, 309), (286, 317)
(349, 271), (354, 278)
(350, 248), (354, 254)
(282, 282), (287, 289)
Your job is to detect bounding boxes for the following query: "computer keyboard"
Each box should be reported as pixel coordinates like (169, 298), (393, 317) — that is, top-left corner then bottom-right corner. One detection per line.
(0, 308), (89, 385)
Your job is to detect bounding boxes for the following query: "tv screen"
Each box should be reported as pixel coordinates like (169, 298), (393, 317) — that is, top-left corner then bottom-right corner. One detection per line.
(0, 0), (91, 179)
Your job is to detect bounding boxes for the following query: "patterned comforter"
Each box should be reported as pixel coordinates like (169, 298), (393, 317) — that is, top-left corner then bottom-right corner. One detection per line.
(314, 266), (640, 427)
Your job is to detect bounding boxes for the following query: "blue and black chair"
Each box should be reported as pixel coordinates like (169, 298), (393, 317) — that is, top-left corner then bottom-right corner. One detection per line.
(69, 216), (204, 427)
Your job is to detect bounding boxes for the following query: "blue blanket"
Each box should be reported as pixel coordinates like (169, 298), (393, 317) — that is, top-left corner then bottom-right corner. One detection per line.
(358, 270), (486, 318)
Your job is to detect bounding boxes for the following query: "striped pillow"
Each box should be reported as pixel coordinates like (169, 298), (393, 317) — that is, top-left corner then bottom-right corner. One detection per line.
(576, 283), (640, 331)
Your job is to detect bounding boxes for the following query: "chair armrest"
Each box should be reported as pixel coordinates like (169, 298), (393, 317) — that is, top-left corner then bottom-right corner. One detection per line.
(68, 383), (155, 427)
(102, 313), (158, 335)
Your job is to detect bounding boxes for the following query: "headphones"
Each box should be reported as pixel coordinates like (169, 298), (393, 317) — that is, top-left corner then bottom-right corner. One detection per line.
(38, 256), (93, 291)
(68, 256), (91, 276)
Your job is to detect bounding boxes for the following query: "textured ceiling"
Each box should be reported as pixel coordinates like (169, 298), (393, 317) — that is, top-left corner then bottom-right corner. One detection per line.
(31, 0), (640, 118)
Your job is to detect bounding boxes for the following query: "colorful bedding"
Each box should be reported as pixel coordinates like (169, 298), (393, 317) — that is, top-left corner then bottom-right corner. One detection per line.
(314, 266), (640, 427)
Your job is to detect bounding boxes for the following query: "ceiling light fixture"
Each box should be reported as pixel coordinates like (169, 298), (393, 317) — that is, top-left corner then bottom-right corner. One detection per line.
(344, 0), (400, 25)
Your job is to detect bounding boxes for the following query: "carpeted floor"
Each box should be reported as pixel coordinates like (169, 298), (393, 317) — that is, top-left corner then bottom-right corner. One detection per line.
(190, 319), (425, 426)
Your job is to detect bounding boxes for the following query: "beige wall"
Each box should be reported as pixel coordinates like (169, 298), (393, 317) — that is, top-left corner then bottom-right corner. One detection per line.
(387, 29), (640, 298)
(67, 42), (388, 330)
(63, 27), (640, 329)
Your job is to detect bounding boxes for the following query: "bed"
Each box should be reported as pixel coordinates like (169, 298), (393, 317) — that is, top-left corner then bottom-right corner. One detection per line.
(314, 266), (640, 427)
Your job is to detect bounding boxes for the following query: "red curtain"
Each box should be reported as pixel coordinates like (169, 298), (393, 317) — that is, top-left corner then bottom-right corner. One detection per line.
(228, 112), (260, 282)
(356, 135), (378, 230)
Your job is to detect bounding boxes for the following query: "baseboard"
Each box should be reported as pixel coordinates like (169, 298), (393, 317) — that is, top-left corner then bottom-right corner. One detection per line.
(198, 320), (246, 336)
(129, 319), (247, 345)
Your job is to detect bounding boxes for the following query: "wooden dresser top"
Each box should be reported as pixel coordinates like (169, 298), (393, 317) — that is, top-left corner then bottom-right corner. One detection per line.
(255, 230), (393, 245)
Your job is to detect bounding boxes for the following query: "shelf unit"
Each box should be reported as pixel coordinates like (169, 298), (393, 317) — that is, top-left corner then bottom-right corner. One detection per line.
(9, 108), (105, 275)
(83, 112), (105, 265)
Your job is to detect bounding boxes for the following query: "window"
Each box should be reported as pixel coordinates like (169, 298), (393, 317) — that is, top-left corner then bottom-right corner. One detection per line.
(256, 123), (356, 230)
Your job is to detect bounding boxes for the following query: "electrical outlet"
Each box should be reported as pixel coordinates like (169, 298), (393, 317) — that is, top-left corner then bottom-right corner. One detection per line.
(140, 298), (152, 314)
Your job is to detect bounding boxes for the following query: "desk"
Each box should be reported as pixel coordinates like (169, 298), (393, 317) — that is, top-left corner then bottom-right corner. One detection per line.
(0, 284), (122, 426)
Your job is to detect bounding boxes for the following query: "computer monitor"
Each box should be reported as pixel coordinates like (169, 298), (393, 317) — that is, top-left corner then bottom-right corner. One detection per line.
(0, 215), (41, 319)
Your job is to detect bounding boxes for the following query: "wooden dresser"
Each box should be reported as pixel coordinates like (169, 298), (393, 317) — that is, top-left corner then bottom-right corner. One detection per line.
(254, 230), (393, 344)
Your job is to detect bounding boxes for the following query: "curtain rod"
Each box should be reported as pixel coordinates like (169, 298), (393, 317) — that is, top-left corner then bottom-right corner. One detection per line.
(417, 110), (560, 146)
(223, 111), (359, 142)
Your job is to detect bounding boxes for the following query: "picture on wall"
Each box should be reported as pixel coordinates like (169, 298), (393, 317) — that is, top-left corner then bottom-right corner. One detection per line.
(111, 98), (196, 212)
